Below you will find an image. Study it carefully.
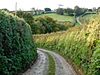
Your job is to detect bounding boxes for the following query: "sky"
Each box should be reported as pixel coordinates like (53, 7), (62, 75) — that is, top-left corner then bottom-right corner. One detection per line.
(0, 0), (100, 11)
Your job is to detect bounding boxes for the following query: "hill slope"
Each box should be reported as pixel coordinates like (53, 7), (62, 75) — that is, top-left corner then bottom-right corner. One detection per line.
(33, 13), (74, 22)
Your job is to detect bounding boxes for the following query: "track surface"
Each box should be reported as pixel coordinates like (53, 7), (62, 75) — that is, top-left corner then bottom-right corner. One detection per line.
(23, 48), (77, 75)
(23, 50), (49, 75)
(76, 17), (82, 25)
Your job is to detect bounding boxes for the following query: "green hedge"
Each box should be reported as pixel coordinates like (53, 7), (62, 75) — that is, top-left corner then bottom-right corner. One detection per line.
(0, 10), (37, 75)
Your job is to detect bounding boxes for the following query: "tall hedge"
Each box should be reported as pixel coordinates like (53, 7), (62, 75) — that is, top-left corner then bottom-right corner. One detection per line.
(0, 10), (37, 75)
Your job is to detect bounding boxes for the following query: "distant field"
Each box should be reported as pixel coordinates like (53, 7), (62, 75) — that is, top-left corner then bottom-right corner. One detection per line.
(33, 13), (74, 22)
(82, 14), (97, 20)
(80, 13), (97, 24)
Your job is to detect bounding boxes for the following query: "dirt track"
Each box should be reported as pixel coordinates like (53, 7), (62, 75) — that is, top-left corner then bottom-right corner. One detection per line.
(23, 48), (77, 75)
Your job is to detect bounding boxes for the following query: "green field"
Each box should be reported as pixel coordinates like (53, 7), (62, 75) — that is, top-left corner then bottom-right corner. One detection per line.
(80, 13), (97, 24)
(82, 14), (97, 19)
(33, 13), (74, 22)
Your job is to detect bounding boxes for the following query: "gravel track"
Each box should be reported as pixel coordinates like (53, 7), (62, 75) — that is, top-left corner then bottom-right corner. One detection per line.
(38, 48), (77, 75)
(23, 48), (77, 75)
(23, 50), (49, 75)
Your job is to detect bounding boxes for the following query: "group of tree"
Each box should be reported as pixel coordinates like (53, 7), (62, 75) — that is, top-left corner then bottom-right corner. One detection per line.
(15, 10), (73, 34)
(56, 6), (100, 16)
(2, 6), (100, 17)
(31, 7), (52, 15)
(0, 7), (52, 16)
(31, 8), (45, 15)
(44, 8), (51, 12)
(56, 6), (88, 16)
(32, 16), (73, 34)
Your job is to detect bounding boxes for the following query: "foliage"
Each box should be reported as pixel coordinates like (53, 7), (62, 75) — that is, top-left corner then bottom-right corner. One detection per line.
(56, 6), (87, 16)
(64, 8), (74, 16)
(0, 10), (37, 75)
(33, 16), (73, 34)
(16, 10), (34, 25)
(56, 8), (64, 15)
(91, 40), (100, 75)
(74, 6), (87, 16)
(44, 8), (51, 12)
(16, 11), (73, 34)
(34, 15), (100, 75)
(0, 8), (9, 12)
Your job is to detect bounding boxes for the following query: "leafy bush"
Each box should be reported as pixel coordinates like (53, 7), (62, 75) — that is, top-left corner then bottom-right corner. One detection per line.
(33, 16), (73, 34)
(34, 15), (100, 75)
(16, 10), (73, 34)
(16, 10), (34, 25)
(90, 40), (100, 75)
(0, 10), (37, 75)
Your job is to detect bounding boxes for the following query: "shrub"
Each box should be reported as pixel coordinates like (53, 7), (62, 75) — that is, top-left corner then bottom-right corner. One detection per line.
(33, 16), (73, 34)
(0, 10), (37, 75)
(16, 10), (73, 34)
(16, 10), (34, 25)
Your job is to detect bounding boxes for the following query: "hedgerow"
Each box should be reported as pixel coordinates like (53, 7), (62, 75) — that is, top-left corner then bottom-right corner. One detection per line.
(16, 10), (73, 34)
(0, 10), (37, 75)
(34, 15), (100, 75)
(33, 16), (73, 34)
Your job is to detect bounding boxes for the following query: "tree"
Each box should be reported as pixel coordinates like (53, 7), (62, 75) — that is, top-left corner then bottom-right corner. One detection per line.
(74, 6), (80, 16)
(31, 8), (36, 15)
(44, 8), (51, 11)
(88, 9), (92, 12)
(16, 10), (34, 25)
(16, 10), (24, 18)
(97, 7), (100, 13)
(56, 8), (64, 15)
(92, 7), (97, 12)
(64, 8), (74, 16)
(74, 6), (87, 16)
(98, 7), (100, 10)
(0, 8), (9, 12)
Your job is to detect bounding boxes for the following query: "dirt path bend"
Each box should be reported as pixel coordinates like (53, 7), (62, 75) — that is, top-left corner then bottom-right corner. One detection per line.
(76, 17), (82, 25)
(38, 48), (77, 75)
(23, 50), (49, 75)
(23, 48), (77, 75)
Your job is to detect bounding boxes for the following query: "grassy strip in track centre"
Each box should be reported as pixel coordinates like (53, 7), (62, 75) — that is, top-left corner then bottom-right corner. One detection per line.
(47, 52), (56, 75)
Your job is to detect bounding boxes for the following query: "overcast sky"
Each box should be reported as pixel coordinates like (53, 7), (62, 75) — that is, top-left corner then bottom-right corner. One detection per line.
(0, 0), (100, 10)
